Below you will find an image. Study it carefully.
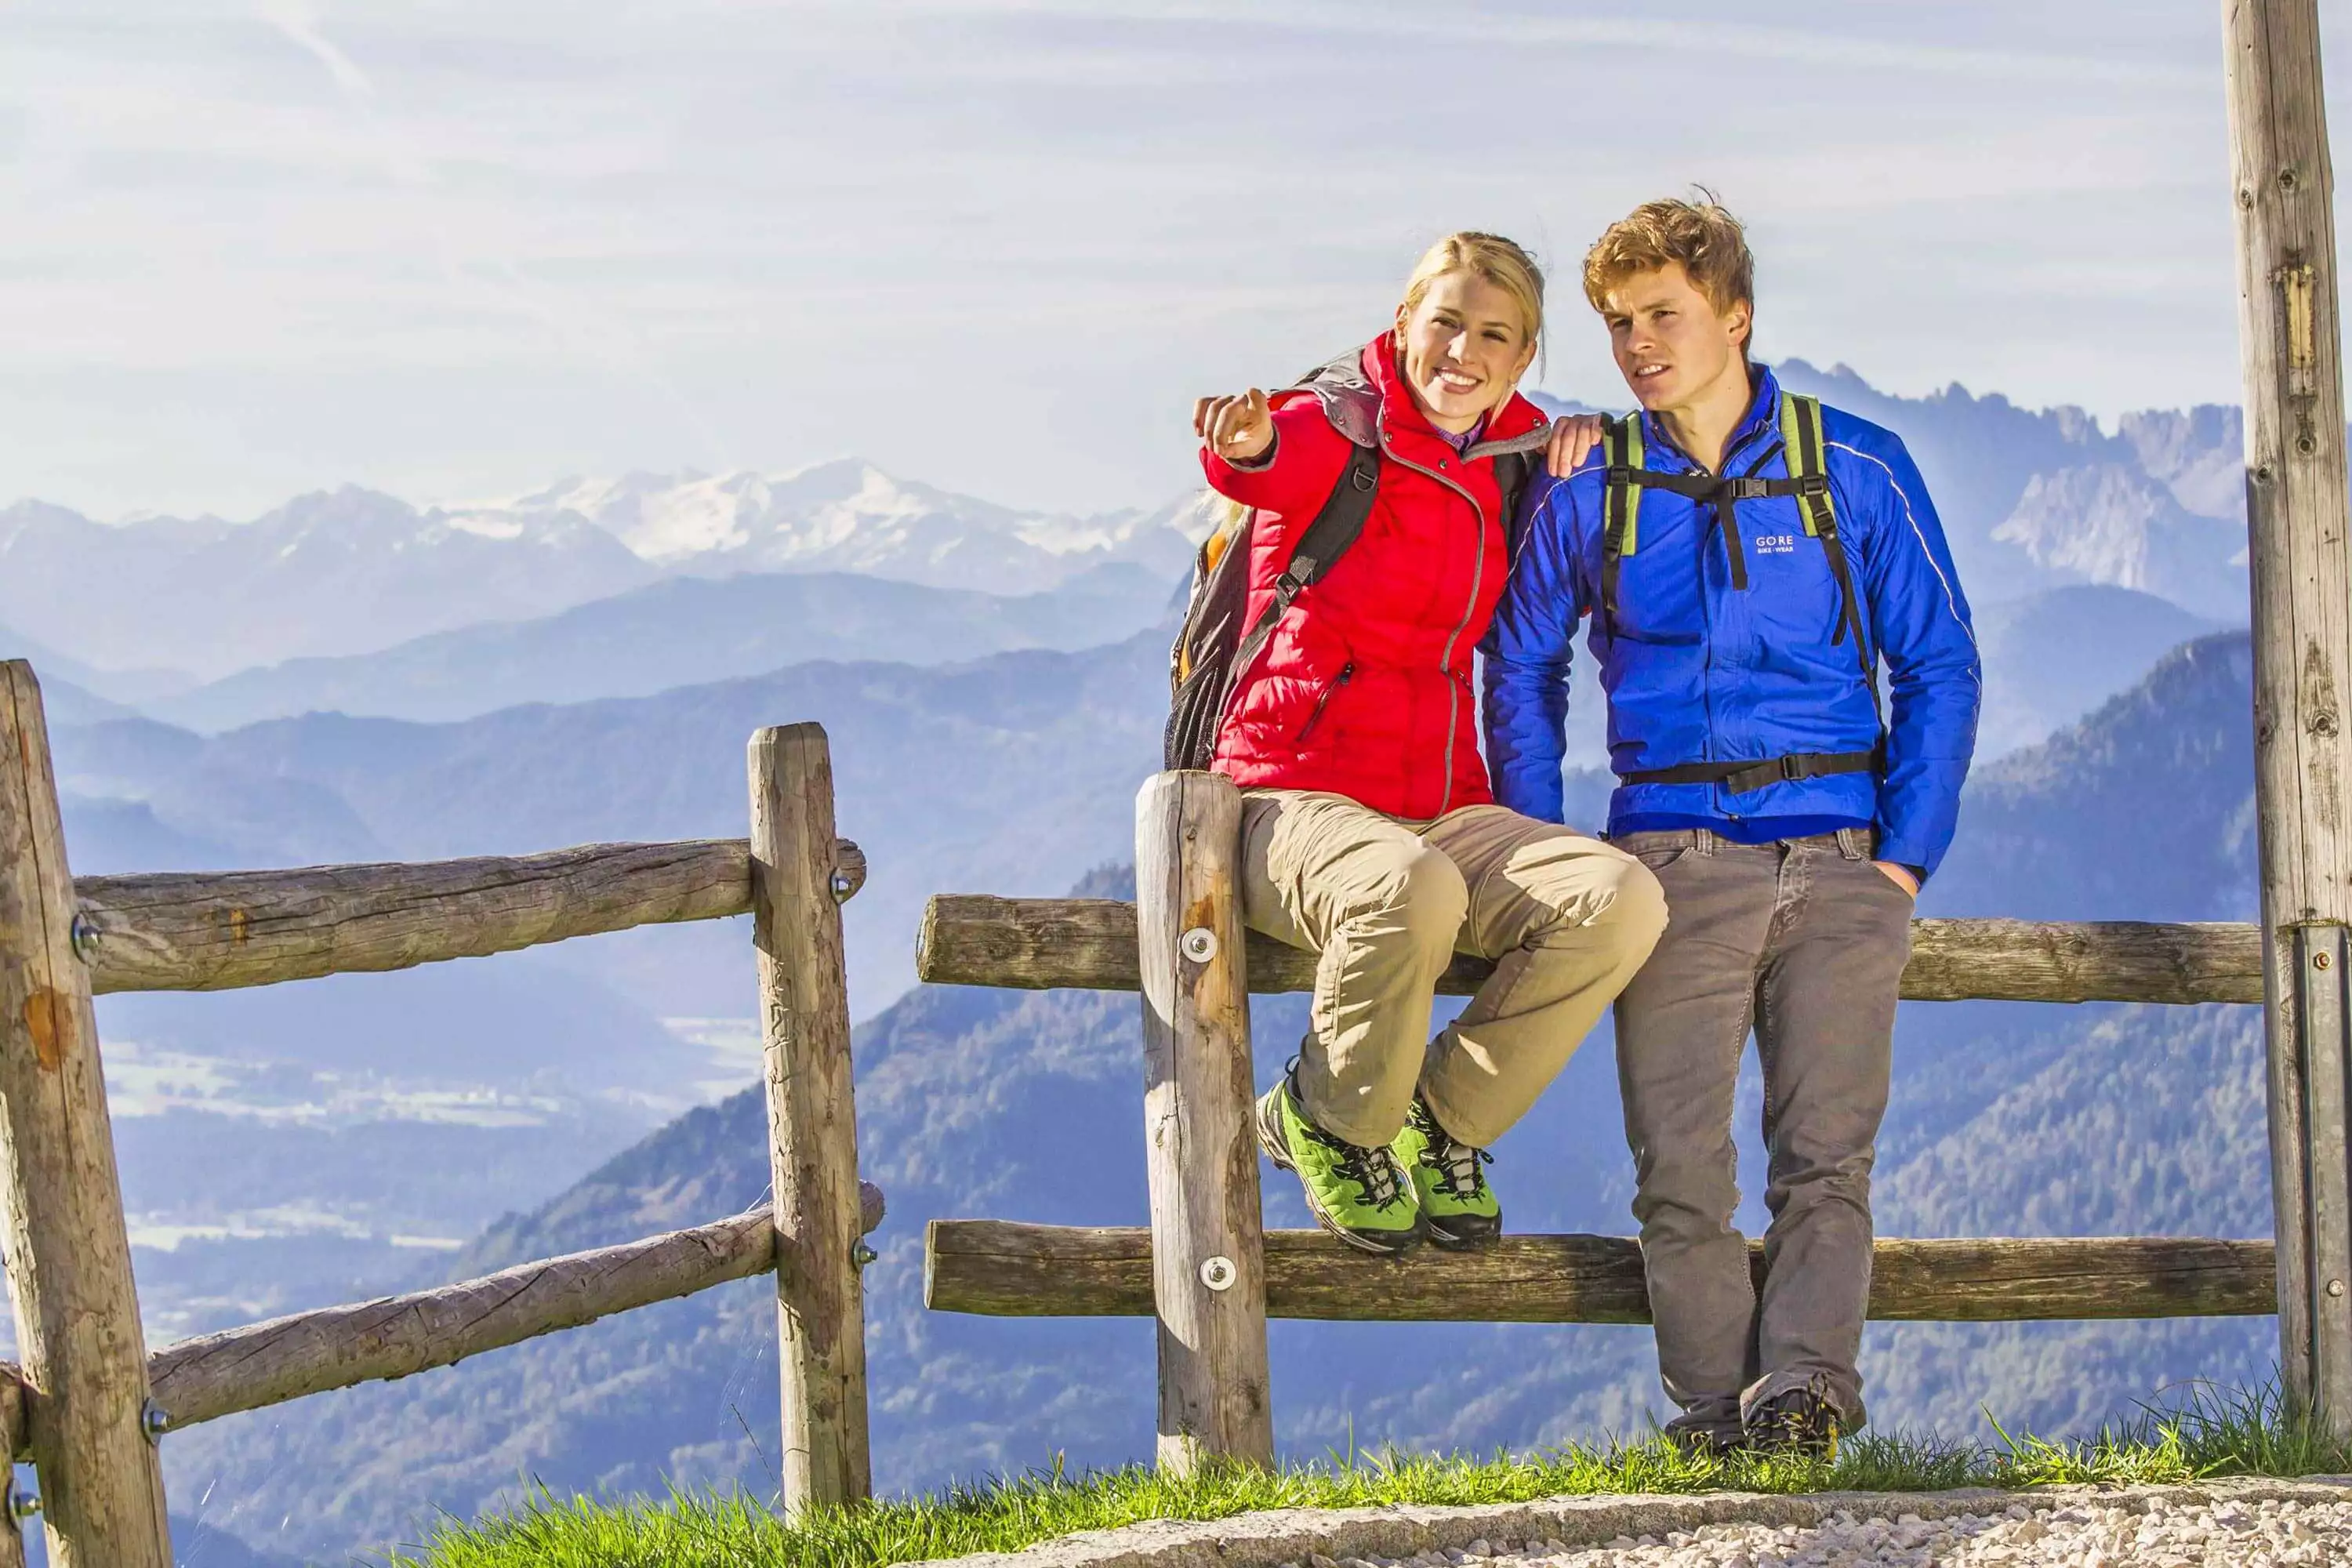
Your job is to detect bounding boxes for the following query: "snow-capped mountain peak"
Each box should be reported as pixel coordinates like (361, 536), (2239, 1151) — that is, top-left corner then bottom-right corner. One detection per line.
(506, 459), (1196, 594)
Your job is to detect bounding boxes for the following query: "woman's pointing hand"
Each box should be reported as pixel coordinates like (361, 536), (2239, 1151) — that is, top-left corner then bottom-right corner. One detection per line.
(1194, 388), (1275, 464)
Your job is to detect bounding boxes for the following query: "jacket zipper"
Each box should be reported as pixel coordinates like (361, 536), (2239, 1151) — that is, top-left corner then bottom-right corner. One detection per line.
(1649, 414), (1777, 781)
(1380, 437), (1490, 818)
(1295, 661), (1354, 744)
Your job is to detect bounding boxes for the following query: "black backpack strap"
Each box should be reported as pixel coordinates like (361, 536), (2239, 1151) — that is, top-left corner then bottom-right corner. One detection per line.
(1599, 416), (1645, 641)
(1778, 394), (1870, 671)
(1453, 419), (1551, 561)
(1492, 448), (1534, 563)
(1224, 441), (1381, 684)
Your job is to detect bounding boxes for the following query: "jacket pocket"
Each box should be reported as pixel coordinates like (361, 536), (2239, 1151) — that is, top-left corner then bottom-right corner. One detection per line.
(1294, 661), (1355, 745)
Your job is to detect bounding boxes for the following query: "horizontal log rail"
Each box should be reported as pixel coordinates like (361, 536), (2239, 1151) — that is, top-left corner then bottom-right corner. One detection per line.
(75, 840), (754, 994)
(136, 1183), (883, 1435)
(917, 897), (2265, 1007)
(925, 1221), (2276, 1323)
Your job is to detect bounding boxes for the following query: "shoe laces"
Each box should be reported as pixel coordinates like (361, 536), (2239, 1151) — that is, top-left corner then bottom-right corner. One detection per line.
(1751, 1375), (1842, 1447)
(1410, 1102), (1490, 1199)
(1298, 1117), (1406, 1210)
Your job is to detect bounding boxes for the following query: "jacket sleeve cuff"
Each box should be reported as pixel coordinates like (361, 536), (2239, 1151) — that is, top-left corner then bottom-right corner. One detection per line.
(1222, 432), (1279, 472)
(1875, 833), (1938, 882)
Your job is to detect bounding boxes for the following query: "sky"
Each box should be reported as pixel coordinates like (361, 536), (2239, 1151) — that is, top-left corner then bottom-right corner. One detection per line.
(0, 0), (2336, 521)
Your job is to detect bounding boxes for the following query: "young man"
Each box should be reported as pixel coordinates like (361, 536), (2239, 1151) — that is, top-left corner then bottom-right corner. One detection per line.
(1483, 198), (1980, 1453)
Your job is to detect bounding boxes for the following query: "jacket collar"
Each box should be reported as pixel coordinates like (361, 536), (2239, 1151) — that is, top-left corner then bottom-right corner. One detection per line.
(1370, 331), (1548, 446)
(1638, 363), (1783, 474)
(1290, 333), (1548, 452)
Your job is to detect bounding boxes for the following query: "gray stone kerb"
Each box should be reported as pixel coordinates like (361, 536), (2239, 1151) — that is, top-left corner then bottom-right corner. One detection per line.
(916, 1475), (2352, 1568)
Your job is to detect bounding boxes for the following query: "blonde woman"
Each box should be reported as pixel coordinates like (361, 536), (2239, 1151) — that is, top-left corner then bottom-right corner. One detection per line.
(1189, 233), (1661, 1254)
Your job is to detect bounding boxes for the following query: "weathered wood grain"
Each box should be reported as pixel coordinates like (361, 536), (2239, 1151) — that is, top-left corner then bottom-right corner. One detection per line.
(145, 1185), (881, 1431)
(917, 897), (2264, 1006)
(1136, 772), (1272, 1472)
(924, 1221), (2279, 1323)
(2225, 0), (2352, 1434)
(74, 839), (755, 995)
(0, 662), (172, 1566)
(749, 725), (872, 1512)
(151, 1208), (774, 1428)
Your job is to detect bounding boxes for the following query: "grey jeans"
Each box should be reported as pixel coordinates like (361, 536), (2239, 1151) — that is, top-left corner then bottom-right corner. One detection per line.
(1611, 826), (1913, 1439)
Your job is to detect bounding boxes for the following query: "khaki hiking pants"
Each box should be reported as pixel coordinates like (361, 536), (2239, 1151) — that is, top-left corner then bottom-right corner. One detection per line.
(1240, 789), (1669, 1149)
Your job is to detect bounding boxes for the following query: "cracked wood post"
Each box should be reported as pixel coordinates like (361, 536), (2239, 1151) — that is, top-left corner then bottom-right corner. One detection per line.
(1135, 771), (1273, 1472)
(2225, 0), (2352, 1436)
(0, 662), (171, 1566)
(747, 723), (871, 1511)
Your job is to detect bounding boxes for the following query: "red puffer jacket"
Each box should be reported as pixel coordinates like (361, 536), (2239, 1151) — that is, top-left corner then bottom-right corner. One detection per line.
(1200, 334), (1548, 822)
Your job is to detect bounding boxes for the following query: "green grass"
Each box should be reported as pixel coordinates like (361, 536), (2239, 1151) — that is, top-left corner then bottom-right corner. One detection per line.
(388, 1382), (2351, 1568)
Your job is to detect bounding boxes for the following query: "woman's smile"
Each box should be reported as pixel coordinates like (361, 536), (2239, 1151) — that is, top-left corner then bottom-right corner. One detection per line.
(1395, 268), (1537, 434)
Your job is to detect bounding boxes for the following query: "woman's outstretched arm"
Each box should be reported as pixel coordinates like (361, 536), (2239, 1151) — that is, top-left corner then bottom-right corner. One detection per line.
(1194, 387), (1351, 535)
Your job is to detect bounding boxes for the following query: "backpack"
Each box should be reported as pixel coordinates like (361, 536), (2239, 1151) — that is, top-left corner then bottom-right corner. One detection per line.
(1163, 351), (1539, 771)
(1599, 391), (1886, 794)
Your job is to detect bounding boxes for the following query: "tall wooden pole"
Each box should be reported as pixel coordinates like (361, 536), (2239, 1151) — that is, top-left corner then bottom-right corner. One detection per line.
(0, 662), (172, 1564)
(747, 724), (872, 1511)
(1134, 771), (1274, 1472)
(2225, 0), (2352, 1434)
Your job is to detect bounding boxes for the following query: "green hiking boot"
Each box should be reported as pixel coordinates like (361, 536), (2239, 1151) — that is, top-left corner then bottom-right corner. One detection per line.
(1392, 1098), (1501, 1249)
(1254, 1074), (1425, 1255)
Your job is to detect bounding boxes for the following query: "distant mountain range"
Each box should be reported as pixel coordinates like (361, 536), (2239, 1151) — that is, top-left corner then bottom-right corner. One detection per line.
(0, 489), (652, 683)
(514, 460), (1203, 595)
(1770, 363), (2249, 619)
(154, 633), (2272, 1564)
(36, 625), (1178, 1410)
(149, 564), (1175, 731)
(0, 464), (1205, 683)
(0, 362), (2249, 694)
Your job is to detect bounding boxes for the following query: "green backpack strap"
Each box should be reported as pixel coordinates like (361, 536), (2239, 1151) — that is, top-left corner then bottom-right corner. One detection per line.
(1598, 414), (1646, 638)
(1778, 393), (1872, 672)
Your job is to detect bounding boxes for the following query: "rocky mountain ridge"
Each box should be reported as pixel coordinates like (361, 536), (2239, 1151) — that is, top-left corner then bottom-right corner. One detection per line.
(0, 365), (2251, 691)
(513, 459), (1203, 594)
(0, 466), (1204, 684)
(1769, 361), (2248, 617)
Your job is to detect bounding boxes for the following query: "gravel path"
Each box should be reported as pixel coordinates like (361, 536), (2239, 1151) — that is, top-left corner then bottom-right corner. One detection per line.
(1283, 1493), (2352, 1566)
(945, 1479), (2352, 1568)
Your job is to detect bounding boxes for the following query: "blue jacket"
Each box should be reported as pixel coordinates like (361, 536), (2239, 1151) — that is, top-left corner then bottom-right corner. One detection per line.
(1482, 366), (1981, 877)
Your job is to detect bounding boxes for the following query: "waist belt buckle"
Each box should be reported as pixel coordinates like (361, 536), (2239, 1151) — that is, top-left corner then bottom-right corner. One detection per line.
(1779, 754), (1806, 782)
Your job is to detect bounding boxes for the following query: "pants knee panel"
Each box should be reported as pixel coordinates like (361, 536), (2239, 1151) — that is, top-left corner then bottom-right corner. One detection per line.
(1377, 844), (1470, 947)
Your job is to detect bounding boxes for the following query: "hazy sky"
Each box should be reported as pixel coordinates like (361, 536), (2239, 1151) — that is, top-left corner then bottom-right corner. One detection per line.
(0, 1), (2339, 519)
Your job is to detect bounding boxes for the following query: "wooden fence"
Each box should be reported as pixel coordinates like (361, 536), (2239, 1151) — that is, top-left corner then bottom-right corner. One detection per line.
(0, 662), (884, 1565)
(0, 680), (2307, 1561)
(909, 769), (2282, 1473)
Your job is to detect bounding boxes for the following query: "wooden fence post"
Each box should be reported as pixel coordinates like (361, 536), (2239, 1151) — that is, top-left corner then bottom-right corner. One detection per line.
(1134, 771), (1273, 1472)
(0, 662), (172, 1565)
(747, 724), (872, 1511)
(2225, 0), (2352, 1436)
